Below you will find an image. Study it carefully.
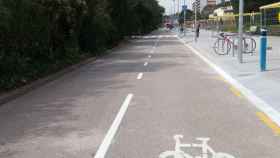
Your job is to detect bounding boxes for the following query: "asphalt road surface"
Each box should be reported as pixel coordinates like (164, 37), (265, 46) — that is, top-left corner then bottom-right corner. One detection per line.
(0, 30), (279, 158)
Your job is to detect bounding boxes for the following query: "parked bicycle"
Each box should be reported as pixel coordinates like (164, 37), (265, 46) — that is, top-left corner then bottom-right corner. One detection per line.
(159, 135), (235, 158)
(213, 33), (256, 56)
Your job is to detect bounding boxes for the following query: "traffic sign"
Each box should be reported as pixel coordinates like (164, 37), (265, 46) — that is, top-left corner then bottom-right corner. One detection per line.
(182, 5), (188, 11)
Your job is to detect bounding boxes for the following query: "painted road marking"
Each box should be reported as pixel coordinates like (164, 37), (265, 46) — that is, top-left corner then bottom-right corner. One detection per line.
(256, 112), (280, 136)
(144, 62), (148, 66)
(137, 73), (143, 80)
(148, 55), (152, 58)
(94, 94), (134, 158)
(159, 135), (235, 158)
(177, 36), (280, 127)
(230, 86), (243, 98)
(216, 76), (228, 83)
(216, 76), (243, 98)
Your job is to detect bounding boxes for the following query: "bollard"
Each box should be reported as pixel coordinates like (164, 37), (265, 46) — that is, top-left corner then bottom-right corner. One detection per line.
(260, 29), (267, 71)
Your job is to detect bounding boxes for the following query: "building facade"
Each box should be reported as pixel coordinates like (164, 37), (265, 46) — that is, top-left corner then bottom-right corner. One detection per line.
(207, 0), (216, 6)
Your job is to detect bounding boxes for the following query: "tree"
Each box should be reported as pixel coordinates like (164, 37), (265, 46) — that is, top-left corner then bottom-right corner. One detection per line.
(178, 9), (194, 22)
(201, 5), (216, 19)
(0, 0), (165, 91)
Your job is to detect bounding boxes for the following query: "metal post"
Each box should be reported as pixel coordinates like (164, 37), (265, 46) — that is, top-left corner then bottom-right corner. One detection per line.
(260, 10), (263, 29)
(177, 0), (180, 33)
(183, 0), (186, 36)
(264, 10), (267, 27)
(238, 0), (244, 63)
(177, 0), (180, 15)
(260, 29), (267, 71)
(173, 0), (176, 24)
(195, 1), (197, 27)
(194, 0), (197, 41)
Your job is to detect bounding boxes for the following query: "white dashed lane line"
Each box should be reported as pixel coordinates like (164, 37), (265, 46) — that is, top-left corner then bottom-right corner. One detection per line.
(144, 62), (148, 66)
(137, 73), (144, 80)
(94, 35), (161, 158)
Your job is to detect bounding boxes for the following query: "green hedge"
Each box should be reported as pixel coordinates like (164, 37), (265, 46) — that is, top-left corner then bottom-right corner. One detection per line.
(0, 0), (164, 91)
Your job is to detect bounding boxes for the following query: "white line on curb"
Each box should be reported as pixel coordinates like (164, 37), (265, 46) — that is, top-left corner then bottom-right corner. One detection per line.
(177, 36), (280, 126)
(144, 62), (148, 66)
(137, 73), (143, 80)
(94, 94), (134, 158)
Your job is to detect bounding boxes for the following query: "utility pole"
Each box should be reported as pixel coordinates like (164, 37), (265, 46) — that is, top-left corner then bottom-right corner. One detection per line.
(184, 0), (186, 32)
(173, 0), (176, 24)
(194, 0), (197, 41)
(195, 0), (198, 24)
(177, 0), (180, 15)
(238, 0), (244, 63)
(184, 0), (187, 27)
(177, 0), (180, 29)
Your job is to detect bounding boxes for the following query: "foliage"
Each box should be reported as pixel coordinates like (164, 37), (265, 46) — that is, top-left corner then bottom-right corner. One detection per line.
(0, 0), (164, 91)
(201, 5), (216, 19)
(178, 9), (194, 23)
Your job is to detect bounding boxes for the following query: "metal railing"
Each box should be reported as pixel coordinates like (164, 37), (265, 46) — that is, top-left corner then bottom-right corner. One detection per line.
(205, 8), (280, 35)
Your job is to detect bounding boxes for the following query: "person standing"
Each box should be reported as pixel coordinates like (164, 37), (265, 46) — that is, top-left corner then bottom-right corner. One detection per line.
(219, 18), (224, 32)
(178, 17), (184, 34)
(195, 22), (201, 42)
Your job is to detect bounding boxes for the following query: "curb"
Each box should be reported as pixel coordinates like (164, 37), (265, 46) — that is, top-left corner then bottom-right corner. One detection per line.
(0, 57), (96, 106)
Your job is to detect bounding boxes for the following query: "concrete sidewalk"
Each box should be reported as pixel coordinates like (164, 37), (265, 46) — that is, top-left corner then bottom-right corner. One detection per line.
(179, 29), (280, 124)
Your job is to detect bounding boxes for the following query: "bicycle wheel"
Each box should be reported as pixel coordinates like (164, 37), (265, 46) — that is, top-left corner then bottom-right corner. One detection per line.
(159, 151), (192, 158)
(213, 38), (231, 55)
(242, 37), (256, 54)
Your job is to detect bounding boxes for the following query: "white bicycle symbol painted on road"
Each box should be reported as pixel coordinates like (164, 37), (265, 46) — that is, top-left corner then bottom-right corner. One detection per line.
(159, 135), (235, 158)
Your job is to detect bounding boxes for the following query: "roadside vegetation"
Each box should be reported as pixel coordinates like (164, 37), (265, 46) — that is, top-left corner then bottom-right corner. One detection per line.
(0, 0), (164, 91)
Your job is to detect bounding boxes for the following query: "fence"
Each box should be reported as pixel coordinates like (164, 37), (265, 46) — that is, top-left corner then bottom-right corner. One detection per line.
(261, 2), (280, 35)
(207, 13), (262, 33)
(205, 3), (280, 35)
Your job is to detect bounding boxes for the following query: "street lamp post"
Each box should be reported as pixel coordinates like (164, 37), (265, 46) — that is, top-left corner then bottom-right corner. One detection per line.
(177, 0), (180, 29)
(194, 0), (197, 41)
(184, 0), (186, 33)
(173, 0), (176, 24)
(238, 0), (244, 63)
(178, 0), (180, 15)
(195, 2), (197, 26)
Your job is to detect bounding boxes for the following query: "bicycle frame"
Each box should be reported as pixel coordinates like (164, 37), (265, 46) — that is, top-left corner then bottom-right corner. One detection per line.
(213, 32), (256, 56)
(174, 135), (216, 158)
(159, 135), (235, 158)
(174, 135), (191, 152)
(220, 33), (236, 45)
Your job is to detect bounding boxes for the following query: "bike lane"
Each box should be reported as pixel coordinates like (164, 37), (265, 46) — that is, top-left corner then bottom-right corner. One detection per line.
(102, 32), (280, 158)
(0, 36), (161, 158)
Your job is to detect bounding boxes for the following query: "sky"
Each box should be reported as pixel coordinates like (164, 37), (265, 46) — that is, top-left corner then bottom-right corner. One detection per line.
(158, 0), (194, 15)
